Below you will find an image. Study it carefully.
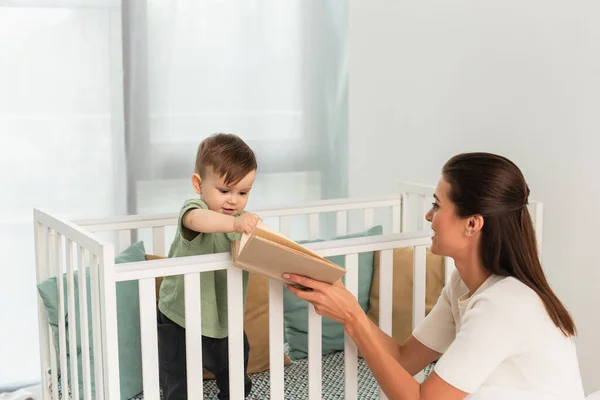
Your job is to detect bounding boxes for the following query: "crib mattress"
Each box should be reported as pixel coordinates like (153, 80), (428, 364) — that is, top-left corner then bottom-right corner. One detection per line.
(131, 350), (380, 400)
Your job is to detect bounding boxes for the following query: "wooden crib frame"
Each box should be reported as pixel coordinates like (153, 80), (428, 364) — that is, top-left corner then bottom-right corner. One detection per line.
(33, 183), (543, 400)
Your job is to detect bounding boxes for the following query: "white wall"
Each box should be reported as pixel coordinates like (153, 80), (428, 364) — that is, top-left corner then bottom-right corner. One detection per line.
(349, 0), (600, 394)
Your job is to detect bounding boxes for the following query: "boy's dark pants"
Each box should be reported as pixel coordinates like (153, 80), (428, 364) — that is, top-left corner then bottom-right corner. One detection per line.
(157, 310), (252, 400)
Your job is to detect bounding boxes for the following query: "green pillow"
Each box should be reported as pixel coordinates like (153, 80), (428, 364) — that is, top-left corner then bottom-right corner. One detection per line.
(37, 241), (145, 399)
(283, 226), (383, 359)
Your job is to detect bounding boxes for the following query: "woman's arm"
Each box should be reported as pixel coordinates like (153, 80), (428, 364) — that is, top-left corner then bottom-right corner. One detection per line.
(347, 309), (466, 400)
(397, 336), (442, 377)
(284, 274), (467, 400)
(365, 318), (441, 376)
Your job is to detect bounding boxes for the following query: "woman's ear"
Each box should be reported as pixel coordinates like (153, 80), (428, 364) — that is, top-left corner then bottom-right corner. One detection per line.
(465, 214), (484, 236)
(191, 173), (202, 195)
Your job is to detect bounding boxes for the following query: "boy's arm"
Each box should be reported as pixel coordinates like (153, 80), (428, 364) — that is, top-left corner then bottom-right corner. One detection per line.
(183, 209), (235, 233)
(183, 209), (259, 234)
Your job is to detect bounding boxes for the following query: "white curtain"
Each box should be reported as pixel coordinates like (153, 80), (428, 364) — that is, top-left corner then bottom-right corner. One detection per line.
(0, 1), (125, 388)
(0, 0), (347, 389)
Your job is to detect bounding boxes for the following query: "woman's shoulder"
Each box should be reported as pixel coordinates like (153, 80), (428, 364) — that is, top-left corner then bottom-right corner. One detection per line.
(472, 276), (546, 319)
(447, 270), (547, 321)
(484, 276), (540, 301)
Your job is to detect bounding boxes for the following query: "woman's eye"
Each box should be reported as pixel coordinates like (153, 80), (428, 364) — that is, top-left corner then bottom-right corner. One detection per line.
(432, 202), (439, 210)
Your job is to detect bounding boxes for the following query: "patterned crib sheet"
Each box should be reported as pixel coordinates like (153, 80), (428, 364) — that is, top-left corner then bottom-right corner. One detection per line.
(57, 352), (433, 399)
(133, 350), (379, 400)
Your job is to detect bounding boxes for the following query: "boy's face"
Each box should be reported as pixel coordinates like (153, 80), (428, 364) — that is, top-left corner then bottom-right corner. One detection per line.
(192, 167), (256, 215)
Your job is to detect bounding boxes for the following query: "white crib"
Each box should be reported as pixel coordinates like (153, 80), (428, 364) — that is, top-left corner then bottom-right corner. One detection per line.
(33, 183), (544, 400)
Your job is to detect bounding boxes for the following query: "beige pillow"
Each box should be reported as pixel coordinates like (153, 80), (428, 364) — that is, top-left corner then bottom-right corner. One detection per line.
(367, 248), (445, 345)
(147, 254), (292, 379)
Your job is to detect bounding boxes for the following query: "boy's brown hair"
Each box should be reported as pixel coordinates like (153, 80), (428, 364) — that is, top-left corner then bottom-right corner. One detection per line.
(194, 133), (257, 185)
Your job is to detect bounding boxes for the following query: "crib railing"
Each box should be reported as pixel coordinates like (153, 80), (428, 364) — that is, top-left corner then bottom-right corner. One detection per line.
(34, 194), (413, 400)
(77, 194), (403, 254)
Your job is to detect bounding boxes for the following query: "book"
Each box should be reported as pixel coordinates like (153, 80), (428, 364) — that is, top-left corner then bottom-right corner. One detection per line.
(231, 222), (346, 287)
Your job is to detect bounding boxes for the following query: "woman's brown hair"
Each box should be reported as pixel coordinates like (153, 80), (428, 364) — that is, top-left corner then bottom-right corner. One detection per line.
(442, 152), (576, 336)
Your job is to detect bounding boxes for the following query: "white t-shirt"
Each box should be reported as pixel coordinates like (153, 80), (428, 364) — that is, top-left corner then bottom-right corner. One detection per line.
(413, 270), (585, 400)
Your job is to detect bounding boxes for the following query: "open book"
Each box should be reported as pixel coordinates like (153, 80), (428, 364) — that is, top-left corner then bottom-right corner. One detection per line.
(231, 222), (346, 286)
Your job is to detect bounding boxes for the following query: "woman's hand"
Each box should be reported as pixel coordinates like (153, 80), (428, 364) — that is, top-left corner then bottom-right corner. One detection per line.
(284, 273), (364, 328)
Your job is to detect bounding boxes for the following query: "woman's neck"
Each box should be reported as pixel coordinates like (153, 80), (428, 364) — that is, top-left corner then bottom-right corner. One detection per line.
(453, 252), (492, 295)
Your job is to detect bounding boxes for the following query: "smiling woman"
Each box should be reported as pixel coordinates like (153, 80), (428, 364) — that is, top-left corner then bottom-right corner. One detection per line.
(286, 153), (586, 400)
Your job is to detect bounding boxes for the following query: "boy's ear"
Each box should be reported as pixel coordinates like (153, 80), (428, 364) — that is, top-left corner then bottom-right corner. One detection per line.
(191, 173), (202, 194)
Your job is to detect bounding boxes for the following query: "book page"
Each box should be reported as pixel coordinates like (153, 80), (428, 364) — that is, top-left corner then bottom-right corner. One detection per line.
(240, 221), (284, 252)
(240, 230), (251, 253)
(238, 221), (282, 253)
(239, 221), (322, 259)
(255, 222), (323, 259)
(238, 221), (275, 251)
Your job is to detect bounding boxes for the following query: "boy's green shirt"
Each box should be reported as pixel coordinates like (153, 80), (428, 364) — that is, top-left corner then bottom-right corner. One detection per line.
(158, 198), (249, 338)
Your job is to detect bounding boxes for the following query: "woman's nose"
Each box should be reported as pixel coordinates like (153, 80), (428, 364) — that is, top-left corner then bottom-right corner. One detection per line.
(425, 208), (433, 222)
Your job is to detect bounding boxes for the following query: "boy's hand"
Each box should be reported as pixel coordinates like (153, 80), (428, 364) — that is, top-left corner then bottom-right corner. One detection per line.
(233, 213), (261, 234)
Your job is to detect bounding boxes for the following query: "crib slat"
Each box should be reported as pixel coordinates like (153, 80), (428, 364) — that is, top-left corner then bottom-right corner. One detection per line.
(344, 254), (359, 400)
(49, 328), (59, 400)
(65, 239), (79, 400)
(48, 230), (59, 400)
(54, 233), (70, 399)
(308, 304), (322, 399)
(413, 246), (427, 328)
(363, 208), (374, 230)
(118, 229), (131, 252)
(336, 210), (348, 236)
(269, 278), (285, 400)
(401, 193), (410, 232)
(90, 254), (105, 400)
(139, 278), (160, 400)
(227, 267), (245, 400)
(309, 213), (320, 240)
(184, 273), (203, 399)
(414, 245), (427, 383)
(153, 226), (166, 255)
(279, 216), (291, 237)
(34, 223), (52, 399)
(77, 247), (92, 400)
(378, 248), (394, 400)
(100, 245), (120, 399)
(392, 204), (401, 234)
(378, 249), (394, 335)
(416, 196), (426, 231)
